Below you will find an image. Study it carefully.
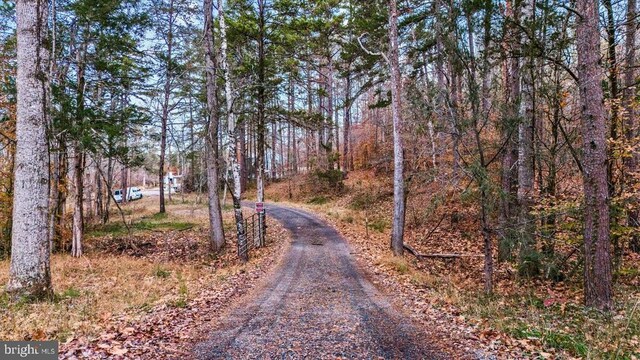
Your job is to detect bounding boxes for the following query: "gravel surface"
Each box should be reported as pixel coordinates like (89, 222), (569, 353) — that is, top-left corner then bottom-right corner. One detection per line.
(193, 204), (448, 359)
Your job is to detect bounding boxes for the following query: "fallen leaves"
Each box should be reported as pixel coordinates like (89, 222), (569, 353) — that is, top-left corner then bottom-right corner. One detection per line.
(0, 206), (291, 359)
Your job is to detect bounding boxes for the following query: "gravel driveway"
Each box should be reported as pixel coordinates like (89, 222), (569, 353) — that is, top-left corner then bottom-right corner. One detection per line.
(193, 203), (447, 359)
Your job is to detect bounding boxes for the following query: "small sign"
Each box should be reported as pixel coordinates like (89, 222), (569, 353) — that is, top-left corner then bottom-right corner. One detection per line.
(256, 202), (264, 213)
(0, 341), (58, 359)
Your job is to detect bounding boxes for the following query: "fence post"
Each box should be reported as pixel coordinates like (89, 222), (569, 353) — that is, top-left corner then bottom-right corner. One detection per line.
(261, 210), (266, 246)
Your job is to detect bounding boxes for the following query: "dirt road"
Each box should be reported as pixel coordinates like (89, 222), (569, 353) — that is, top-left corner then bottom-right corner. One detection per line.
(193, 203), (447, 359)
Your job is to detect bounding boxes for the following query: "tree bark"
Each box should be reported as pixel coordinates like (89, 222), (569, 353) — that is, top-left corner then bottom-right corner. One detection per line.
(517, 0), (537, 274)
(204, 0), (226, 252)
(499, 0), (520, 261)
(327, 56), (335, 170)
(388, 0), (405, 256)
(239, 122), (247, 193)
(576, 0), (614, 311)
(219, 0), (247, 261)
(288, 76), (297, 174)
(7, 0), (53, 300)
(71, 148), (83, 257)
(343, 71), (352, 171)
(271, 120), (277, 179)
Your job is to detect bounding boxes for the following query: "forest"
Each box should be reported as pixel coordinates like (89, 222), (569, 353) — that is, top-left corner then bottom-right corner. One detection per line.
(0, 0), (639, 358)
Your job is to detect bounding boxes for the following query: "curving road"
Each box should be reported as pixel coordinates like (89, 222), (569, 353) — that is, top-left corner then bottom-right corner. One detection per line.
(193, 203), (446, 359)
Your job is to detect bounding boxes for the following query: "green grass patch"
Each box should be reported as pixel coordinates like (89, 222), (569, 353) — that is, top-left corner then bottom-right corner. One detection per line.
(170, 273), (189, 308)
(59, 287), (81, 300)
(87, 214), (194, 238)
(367, 218), (388, 233)
(153, 266), (171, 279)
(150, 212), (168, 220)
(0, 292), (9, 309)
(508, 324), (588, 357)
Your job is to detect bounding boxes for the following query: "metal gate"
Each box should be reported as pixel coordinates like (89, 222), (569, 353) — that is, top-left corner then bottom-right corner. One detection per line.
(237, 212), (267, 260)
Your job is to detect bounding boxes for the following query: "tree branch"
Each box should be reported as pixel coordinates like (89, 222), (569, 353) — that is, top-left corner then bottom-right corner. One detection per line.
(357, 33), (390, 64)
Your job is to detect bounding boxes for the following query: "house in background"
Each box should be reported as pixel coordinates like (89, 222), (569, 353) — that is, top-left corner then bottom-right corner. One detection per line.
(163, 170), (182, 192)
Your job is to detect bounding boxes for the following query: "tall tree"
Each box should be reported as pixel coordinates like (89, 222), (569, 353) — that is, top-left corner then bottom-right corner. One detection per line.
(204, 0), (225, 252)
(6, 0), (53, 299)
(256, 0), (267, 245)
(499, 0), (520, 261)
(71, 24), (88, 257)
(158, 0), (176, 214)
(575, 0), (613, 311)
(625, 0), (640, 252)
(517, 0), (536, 274)
(219, 0), (248, 262)
(388, 0), (405, 256)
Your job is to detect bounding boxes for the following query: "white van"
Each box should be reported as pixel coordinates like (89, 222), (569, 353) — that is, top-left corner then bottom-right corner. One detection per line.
(114, 187), (143, 203)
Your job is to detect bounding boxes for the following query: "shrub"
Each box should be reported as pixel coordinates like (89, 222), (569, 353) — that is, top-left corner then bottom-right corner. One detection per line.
(312, 169), (344, 191)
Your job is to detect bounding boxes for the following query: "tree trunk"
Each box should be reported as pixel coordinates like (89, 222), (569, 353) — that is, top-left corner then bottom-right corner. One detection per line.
(256, 0), (267, 245)
(96, 160), (103, 220)
(7, 0), (53, 300)
(343, 71), (352, 171)
(388, 0), (405, 256)
(624, 0), (640, 252)
(271, 120), (277, 179)
(517, 0), (537, 275)
(576, 0), (613, 311)
(239, 121), (247, 193)
(499, 0), (520, 261)
(103, 156), (113, 224)
(159, 0), (175, 214)
(604, 0), (622, 264)
(327, 57), (335, 170)
(71, 31), (88, 258)
(219, 0), (247, 261)
(449, 67), (460, 185)
(48, 139), (61, 250)
(204, 0), (226, 252)
(288, 76), (296, 175)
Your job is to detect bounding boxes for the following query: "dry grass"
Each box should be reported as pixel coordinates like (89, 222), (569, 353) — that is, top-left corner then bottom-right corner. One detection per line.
(0, 193), (282, 344)
(0, 254), (214, 341)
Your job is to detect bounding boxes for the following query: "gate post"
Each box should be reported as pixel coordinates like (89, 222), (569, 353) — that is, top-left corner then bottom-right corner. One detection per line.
(256, 202), (266, 246)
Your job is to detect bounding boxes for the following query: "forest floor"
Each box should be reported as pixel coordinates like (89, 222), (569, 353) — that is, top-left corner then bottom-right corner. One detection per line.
(0, 175), (637, 359)
(0, 195), (290, 359)
(258, 170), (640, 359)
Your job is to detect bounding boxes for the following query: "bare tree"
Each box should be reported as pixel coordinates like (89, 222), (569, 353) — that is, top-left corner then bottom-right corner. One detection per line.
(7, 0), (53, 299)
(576, 0), (613, 311)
